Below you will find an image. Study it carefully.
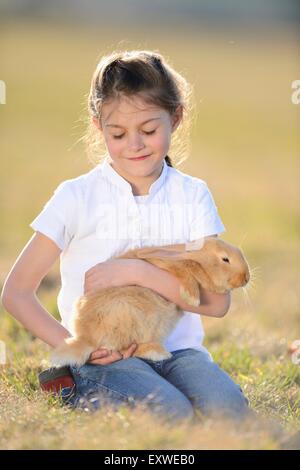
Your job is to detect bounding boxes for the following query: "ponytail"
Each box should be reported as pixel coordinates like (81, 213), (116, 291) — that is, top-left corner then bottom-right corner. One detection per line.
(164, 155), (173, 167)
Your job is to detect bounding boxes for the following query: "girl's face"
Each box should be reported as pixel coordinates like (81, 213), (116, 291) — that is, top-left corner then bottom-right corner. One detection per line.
(93, 94), (182, 192)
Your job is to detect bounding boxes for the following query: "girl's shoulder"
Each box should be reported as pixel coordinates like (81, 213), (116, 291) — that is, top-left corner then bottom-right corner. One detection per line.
(54, 165), (101, 196)
(167, 165), (209, 191)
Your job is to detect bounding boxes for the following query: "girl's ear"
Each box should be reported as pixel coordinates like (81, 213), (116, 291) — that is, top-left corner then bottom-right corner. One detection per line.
(92, 116), (102, 131)
(171, 105), (183, 133)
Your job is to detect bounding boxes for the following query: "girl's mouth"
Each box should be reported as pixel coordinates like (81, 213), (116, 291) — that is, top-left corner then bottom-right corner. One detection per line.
(128, 154), (151, 161)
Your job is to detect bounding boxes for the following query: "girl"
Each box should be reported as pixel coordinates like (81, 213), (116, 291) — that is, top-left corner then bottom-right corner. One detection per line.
(1, 50), (249, 421)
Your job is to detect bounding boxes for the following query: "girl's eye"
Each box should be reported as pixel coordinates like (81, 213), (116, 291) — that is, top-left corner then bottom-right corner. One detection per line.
(144, 129), (156, 135)
(112, 129), (156, 139)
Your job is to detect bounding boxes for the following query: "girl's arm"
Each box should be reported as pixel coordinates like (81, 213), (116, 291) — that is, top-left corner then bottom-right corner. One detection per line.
(1, 233), (137, 364)
(1, 232), (71, 348)
(85, 258), (231, 318)
(133, 260), (231, 318)
(131, 233), (231, 317)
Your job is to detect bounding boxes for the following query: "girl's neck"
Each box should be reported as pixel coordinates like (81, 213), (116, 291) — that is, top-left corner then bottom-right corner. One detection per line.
(109, 160), (164, 196)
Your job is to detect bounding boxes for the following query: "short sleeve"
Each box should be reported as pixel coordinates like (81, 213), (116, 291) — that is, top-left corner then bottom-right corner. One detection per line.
(29, 181), (77, 251)
(189, 182), (226, 241)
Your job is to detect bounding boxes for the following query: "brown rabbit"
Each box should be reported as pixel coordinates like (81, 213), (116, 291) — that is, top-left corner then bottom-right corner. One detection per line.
(51, 237), (250, 366)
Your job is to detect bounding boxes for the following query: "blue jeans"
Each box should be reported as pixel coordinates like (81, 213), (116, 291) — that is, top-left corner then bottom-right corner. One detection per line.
(63, 348), (250, 421)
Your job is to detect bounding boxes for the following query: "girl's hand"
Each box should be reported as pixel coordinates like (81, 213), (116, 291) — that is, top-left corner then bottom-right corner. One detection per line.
(84, 259), (145, 295)
(87, 343), (137, 365)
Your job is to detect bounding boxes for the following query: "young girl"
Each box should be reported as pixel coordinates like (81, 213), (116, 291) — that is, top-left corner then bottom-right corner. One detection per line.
(2, 50), (249, 421)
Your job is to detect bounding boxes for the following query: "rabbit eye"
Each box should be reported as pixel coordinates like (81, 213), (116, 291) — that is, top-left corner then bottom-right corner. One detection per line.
(222, 257), (230, 263)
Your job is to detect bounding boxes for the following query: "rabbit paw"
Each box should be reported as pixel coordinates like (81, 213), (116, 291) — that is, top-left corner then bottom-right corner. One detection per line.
(180, 286), (200, 307)
(137, 350), (172, 361)
(134, 344), (172, 361)
(51, 339), (93, 367)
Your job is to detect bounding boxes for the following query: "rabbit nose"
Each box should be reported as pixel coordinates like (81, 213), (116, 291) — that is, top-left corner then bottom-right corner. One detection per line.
(244, 271), (250, 284)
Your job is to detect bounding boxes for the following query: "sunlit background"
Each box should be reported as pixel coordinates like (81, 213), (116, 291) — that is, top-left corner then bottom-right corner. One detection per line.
(0, 0), (300, 447)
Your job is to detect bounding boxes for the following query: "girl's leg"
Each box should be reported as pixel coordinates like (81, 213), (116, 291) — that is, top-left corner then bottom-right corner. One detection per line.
(68, 357), (194, 421)
(160, 348), (250, 421)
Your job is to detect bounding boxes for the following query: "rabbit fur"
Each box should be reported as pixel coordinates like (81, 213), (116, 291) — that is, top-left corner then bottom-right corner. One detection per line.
(51, 237), (250, 366)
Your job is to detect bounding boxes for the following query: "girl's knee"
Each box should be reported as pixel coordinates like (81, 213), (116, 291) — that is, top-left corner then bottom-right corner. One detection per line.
(197, 385), (250, 420)
(221, 386), (249, 416)
(160, 398), (194, 422)
(168, 396), (194, 421)
(145, 391), (194, 422)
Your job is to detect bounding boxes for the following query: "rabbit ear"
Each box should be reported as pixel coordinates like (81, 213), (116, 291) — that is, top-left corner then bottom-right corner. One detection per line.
(135, 239), (205, 260)
(187, 260), (215, 292)
(185, 238), (205, 252)
(136, 244), (186, 259)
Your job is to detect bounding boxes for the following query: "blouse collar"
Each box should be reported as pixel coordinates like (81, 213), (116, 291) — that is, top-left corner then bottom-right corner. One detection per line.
(100, 155), (169, 199)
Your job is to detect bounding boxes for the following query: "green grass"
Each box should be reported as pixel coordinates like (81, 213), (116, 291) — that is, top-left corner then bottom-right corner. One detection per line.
(0, 19), (300, 449)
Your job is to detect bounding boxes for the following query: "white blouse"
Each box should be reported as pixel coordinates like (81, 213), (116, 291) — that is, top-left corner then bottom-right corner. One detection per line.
(30, 156), (225, 355)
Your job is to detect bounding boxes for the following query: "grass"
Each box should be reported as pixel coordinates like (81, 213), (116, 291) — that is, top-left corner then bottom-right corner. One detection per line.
(0, 18), (300, 449)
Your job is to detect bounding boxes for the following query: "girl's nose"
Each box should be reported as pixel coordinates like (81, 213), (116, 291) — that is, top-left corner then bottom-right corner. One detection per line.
(128, 133), (145, 152)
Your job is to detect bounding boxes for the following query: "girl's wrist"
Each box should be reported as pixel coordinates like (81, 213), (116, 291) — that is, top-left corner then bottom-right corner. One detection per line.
(130, 259), (150, 286)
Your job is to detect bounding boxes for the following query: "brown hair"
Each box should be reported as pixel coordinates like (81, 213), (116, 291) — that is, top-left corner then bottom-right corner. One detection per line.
(83, 50), (193, 168)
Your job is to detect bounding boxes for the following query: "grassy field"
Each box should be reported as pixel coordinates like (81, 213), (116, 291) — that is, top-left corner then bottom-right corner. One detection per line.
(0, 19), (300, 449)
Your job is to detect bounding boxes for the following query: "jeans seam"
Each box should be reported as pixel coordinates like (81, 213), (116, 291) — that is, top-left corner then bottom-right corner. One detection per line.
(76, 374), (131, 401)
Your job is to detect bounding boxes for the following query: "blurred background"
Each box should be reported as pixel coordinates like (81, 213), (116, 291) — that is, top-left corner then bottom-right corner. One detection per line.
(0, 1), (299, 365)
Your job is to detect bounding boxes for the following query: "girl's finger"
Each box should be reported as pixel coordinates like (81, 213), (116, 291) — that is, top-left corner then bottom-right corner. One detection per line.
(88, 350), (123, 365)
(121, 343), (137, 359)
(89, 348), (109, 361)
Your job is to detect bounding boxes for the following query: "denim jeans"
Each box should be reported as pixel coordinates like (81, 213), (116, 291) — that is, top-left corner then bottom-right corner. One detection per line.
(63, 348), (250, 421)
